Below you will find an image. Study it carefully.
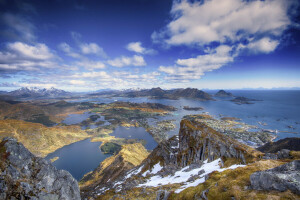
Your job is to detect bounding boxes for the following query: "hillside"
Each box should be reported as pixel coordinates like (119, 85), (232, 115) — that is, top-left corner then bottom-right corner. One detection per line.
(0, 100), (94, 126)
(0, 119), (90, 157)
(80, 143), (149, 197)
(257, 137), (300, 153)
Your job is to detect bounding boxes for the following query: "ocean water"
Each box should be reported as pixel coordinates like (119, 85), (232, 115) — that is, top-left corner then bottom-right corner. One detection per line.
(74, 90), (300, 140)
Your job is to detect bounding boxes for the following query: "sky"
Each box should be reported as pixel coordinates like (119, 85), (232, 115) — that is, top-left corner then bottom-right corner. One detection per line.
(0, 0), (300, 92)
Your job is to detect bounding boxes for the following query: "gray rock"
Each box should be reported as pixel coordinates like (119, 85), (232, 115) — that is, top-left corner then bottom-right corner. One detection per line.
(262, 153), (278, 160)
(0, 137), (81, 200)
(277, 149), (290, 159)
(156, 190), (170, 200)
(250, 160), (300, 194)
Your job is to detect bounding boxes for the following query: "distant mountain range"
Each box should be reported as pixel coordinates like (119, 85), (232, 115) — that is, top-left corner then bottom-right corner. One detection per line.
(91, 87), (215, 101)
(7, 87), (71, 98)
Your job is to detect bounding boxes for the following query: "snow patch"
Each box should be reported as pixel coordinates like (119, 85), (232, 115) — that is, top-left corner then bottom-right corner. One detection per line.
(125, 165), (143, 179)
(142, 162), (163, 177)
(137, 158), (245, 193)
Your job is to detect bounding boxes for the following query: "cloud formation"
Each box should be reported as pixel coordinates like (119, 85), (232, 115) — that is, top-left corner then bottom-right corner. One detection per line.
(154, 0), (291, 47)
(159, 45), (234, 82)
(126, 42), (156, 54)
(107, 55), (146, 67)
(0, 42), (57, 72)
(155, 0), (295, 82)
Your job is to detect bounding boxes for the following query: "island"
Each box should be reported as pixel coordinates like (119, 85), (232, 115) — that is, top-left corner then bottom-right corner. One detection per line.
(215, 90), (234, 97)
(230, 96), (260, 105)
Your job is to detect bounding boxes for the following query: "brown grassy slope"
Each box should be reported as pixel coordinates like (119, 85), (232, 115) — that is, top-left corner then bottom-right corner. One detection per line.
(80, 143), (149, 190)
(0, 100), (90, 125)
(170, 159), (300, 200)
(0, 119), (90, 157)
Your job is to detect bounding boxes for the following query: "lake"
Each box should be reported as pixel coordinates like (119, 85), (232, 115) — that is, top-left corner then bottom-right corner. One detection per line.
(45, 139), (111, 180)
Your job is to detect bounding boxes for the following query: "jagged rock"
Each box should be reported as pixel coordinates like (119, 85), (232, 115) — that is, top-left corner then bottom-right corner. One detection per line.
(156, 190), (170, 200)
(0, 137), (80, 200)
(200, 188), (209, 200)
(250, 160), (300, 194)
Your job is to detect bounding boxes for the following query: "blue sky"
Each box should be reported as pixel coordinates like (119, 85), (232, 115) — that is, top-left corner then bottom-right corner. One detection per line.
(0, 0), (299, 91)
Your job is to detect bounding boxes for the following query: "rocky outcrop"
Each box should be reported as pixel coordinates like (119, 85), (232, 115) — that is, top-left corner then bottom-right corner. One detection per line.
(0, 137), (80, 200)
(262, 149), (291, 160)
(250, 160), (300, 194)
(257, 137), (300, 153)
(142, 120), (259, 173)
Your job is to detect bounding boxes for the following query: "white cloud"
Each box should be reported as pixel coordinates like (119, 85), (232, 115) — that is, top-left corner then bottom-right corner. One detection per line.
(154, 0), (295, 82)
(79, 42), (106, 57)
(245, 37), (280, 54)
(127, 42), (145, 53)
(156, 0), (291, 46)
(58, 42), (82, 58)
(69, 80), (85, 85)
(0, 42), (59, 72)
(76, 60), (106, 70)
(159, 45), (233, 82)
(72, 71), (111, 79)
(126, 41), (157, 54)
(7, 42), (54, 60)
(107, 55), (146, 67)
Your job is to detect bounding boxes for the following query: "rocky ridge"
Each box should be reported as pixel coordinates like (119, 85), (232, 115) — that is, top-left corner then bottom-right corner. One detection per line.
(0, 137), (80, 200)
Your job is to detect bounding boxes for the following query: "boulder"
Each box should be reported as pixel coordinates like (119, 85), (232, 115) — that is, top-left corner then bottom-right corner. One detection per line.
(250, 160), (300, 194)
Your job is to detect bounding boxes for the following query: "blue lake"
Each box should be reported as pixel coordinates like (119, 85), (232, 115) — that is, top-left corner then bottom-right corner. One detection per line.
(45, 139), (111, 180)
(110, 126), (158, 150)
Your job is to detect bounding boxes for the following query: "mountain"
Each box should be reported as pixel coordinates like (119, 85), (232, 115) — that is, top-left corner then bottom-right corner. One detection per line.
(0, 137), (80, 199)
(171, 88), (214, 100)
(92, 87), (214, 101)
(86, 119), (300, 199)
(8, 87), (70, 98)
(215, 89), (234, 97)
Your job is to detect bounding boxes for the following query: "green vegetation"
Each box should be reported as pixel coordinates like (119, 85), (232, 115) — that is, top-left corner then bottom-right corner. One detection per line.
(100, 142), (121, 154)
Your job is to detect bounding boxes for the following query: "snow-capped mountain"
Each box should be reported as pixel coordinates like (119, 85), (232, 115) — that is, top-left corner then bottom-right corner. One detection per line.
(8, 87), (70, 98)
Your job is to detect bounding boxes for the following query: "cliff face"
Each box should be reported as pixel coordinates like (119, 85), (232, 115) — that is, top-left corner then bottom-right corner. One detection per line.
(141, 120), (260, 173)
(0, 137), (80, 200)
(80, 143), (149, 197)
